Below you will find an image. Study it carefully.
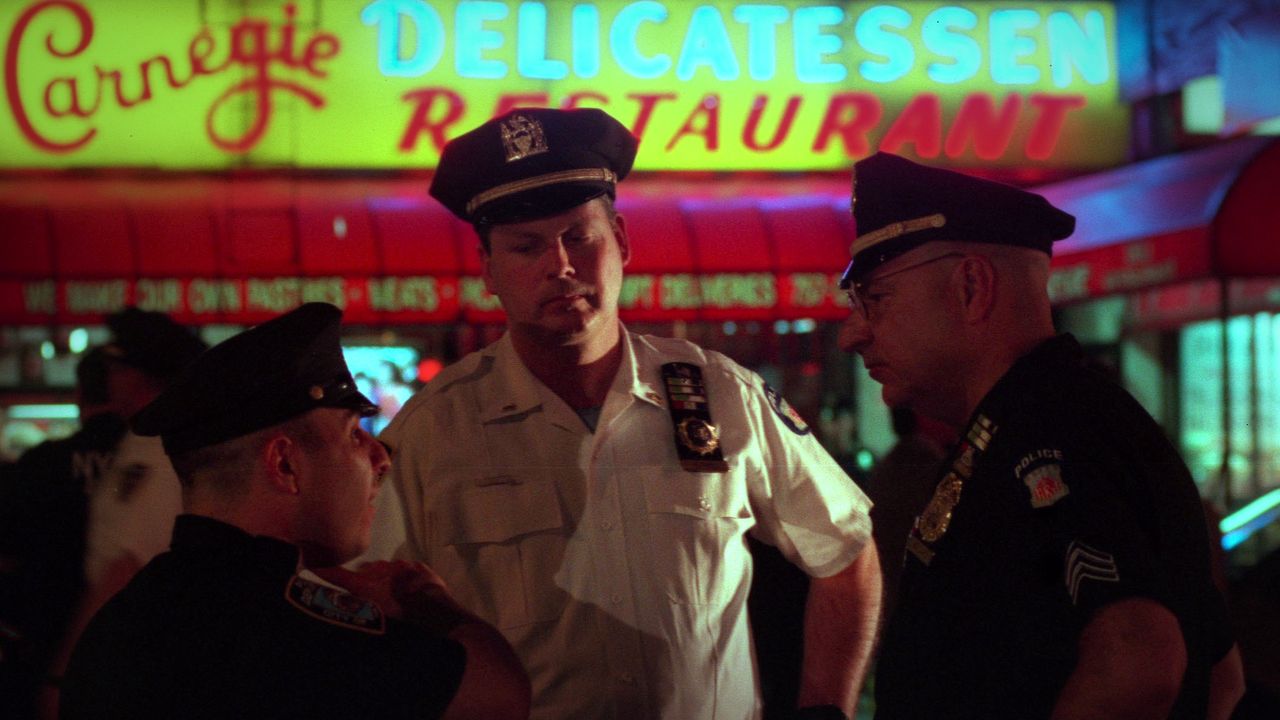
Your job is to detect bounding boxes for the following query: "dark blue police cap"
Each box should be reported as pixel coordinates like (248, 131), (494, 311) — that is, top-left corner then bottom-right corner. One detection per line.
(103, 307), (208, 381)
(839, 153), (1075, 288)
(430, 107), (638, 227)
(132, 303), (376, 456)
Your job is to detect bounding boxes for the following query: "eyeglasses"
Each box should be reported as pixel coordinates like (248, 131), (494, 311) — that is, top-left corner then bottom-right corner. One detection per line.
(845, 252), (964, 322)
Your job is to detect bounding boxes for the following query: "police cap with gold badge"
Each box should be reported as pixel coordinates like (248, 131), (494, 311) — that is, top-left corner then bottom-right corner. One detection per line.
(429, 107), (639, 227)
(839, 152), (1075, 289)
(132, 303), (376, 456)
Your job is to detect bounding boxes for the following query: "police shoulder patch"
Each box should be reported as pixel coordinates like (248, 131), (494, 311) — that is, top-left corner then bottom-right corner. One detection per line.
(285, 575), (386, 635)
(1013, 448), (1069, 509)
(764, 383), (810, 435)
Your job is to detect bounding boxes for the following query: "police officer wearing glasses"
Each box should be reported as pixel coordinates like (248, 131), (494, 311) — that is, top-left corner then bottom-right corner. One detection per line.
(837, 153), (1243, 719)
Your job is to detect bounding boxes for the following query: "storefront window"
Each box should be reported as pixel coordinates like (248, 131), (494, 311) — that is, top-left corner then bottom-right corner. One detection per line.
(1179, 313), (1280, 506)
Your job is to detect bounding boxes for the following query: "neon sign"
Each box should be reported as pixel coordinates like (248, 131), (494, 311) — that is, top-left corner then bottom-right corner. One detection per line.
(1, 1), (1126, 169)
(362, 1), (1109, 87)
(0, 271), (848, 325)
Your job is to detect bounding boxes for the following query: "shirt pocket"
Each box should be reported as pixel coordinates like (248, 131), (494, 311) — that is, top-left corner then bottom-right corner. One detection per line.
(641, 471), (753, 607)
(435, 478), (568, 629)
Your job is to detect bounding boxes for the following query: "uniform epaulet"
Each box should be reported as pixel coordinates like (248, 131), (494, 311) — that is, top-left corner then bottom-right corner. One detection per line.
(284, 575), (386, 635)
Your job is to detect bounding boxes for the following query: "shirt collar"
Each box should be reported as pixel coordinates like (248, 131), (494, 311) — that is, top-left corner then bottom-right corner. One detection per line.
(478, 333), (556, 422)
(612, 328), (666, 410)
(478, 328), (667, 423)
(170, 514), (300, 575)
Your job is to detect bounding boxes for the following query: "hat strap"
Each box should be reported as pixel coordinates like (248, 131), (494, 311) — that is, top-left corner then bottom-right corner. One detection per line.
(466, 168), (618, 215)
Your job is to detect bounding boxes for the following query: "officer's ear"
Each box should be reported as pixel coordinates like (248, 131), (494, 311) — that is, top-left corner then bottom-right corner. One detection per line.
(262, 433), (301, 495)
(954, 254), (997, 324)
(613, 213), (631, 267)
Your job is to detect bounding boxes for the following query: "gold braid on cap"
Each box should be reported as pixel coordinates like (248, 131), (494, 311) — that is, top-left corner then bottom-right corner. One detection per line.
(848, 213), (947, 256)
(466, 168), (618, 216)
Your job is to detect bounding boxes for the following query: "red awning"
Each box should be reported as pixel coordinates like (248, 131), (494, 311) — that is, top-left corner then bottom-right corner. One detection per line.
(1038, 136), (1280, 304)
(0, 174), (853, 325)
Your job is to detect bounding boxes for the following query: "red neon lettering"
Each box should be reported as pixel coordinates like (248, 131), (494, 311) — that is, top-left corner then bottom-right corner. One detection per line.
(880, 94), (942, 158)
(8, 2), (339, 156)
(1026, 94), (1085, 160)
(301, 34), (339, 76)
(666, 95), (720, 152)
(188, 26), (231, 76)
(743, 94), (801, 152)
(945, 93), (1021, 160)
(626, 92), (676, 142)
(812, 93), (881, 156)
(398, 87), (465, 152)
(42, 74), (97, 117)
(493, 93), (549, 116)
(5, 0), (96, 152)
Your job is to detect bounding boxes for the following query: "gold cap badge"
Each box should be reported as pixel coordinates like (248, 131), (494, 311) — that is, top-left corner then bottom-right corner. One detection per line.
(500, 114), (549, 162)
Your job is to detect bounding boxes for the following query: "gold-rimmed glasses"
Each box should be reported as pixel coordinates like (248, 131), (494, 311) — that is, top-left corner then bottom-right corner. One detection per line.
(845, 252), (964, 321)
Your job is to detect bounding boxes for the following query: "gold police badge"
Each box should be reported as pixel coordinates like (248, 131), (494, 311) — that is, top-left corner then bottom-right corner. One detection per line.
(500, 114), (549, 162)
(917, 472), (963, 542)
(676, 417), (720, 456)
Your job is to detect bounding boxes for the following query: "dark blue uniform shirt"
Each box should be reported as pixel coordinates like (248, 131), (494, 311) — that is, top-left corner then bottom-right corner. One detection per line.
(875, 335), (1233, 719)
(62, 515), (465, 719)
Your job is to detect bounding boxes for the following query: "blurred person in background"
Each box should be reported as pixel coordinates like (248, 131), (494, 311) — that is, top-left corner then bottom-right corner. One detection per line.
(862, 406), (953, 624)
(38, 307), (207, 718)
(60, 303), (528, 720)
(0, 348), (126, 719)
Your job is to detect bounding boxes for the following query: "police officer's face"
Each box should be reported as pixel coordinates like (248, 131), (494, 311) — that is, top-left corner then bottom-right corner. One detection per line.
(482, 198), (630, 345)
(838, 247), (967, 421)
(292, 408), (391, 567)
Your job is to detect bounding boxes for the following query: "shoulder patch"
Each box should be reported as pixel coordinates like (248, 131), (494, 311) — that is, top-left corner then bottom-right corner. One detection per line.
(763, 383), (810, 436)
(1013, 448), (1069, 509)
(285, 576), (386, 635)
(1023, 463), (1069, 508)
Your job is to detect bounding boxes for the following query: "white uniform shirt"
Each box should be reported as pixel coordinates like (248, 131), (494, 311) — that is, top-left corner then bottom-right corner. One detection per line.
(371, 330), (872, 720)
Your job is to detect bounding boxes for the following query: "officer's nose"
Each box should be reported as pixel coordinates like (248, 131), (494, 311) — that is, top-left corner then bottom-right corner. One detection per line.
(838, 311), (872, 355)
(545, 240), (574, 278)
(369, 437), (392, 483)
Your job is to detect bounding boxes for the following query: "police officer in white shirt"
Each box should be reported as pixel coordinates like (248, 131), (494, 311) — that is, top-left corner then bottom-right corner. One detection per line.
(369, 107), (881, 720)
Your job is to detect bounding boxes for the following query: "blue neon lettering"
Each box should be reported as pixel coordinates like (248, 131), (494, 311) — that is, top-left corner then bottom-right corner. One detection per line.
(990, 8), (1040, 84)
(733, 5), (788, 81)
(517, 2), (568, 79)
(677, 6), (739, 81)
(361, 0), (445, 77)
(922, 6), (979, 84)
(572, 4), (601, 78)
(856, 5), (914, 84)
(611, 1), (671, 79)
(794, 5), (845, 83)
(1048, 10), (1109, 87)
(456, 1), (508, 79)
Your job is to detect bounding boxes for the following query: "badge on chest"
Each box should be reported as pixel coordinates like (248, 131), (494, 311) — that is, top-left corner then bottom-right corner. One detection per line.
(661, 362), (729, 473)
(907, 413), (998, 566)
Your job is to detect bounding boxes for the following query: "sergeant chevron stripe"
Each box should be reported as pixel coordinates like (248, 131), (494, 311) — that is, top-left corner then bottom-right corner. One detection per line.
(1065, 541), (1119, 605)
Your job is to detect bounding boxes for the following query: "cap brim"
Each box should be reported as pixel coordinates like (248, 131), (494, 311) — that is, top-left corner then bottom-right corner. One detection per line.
(327, 389), (378, 418)
(473, 184), (611, 226)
